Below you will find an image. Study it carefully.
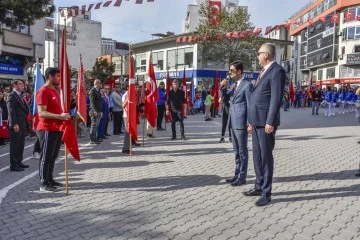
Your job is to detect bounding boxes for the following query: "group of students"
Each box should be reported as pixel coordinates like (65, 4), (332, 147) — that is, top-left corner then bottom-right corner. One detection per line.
(322, 86), (360, 117)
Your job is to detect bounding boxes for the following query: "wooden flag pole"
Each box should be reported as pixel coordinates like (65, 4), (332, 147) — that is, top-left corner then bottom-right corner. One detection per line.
(65, 146), (69, 194)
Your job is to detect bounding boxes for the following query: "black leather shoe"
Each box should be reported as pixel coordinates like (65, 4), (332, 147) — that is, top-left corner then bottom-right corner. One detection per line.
(255, 196), (271, 207)
(225, 176), (238, 183)
(10, 166), (24, 172)
(229, 138), (232, 143)
(355, 170), (360, 177)
(133, 142), (141, 147)
(97, 139), (103, 142)
(181, 135), (186, 141)
(157, 127), (165, 131)
(231, 178), (246, 186)
(122, 149), (130, 154)
(171, 136), (176, 140)
(49, 180), (64, 187)
(243, 188), (262, 196)
(18, 163), (29, 168)
(105, 134), (111, 136)
(113, 133), (121, 135)
(89, 141), (100, 145)
(219, 138), (225, 143)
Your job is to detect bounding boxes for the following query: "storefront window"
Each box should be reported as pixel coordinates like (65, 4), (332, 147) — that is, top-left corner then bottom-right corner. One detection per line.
(318, 69), (323, 80)
(152, 51), (164, 71)
(135, 54), (146, 73)
(167, 50), (176, 69)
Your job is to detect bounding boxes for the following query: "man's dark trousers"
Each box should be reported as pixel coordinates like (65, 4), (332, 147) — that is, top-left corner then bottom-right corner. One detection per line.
(157, 105), (165, 128)
(113, 111), (123, 134)
(37, 131), (63, 184)
(231, 128), (248, 179)
(221, 105), (231, 138)
(9, 127), (26, 168)
(252, 126), (275, 197)
(171, 110), (184, 136)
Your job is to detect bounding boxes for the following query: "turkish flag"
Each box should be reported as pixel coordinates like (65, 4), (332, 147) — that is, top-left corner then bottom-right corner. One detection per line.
(289, 80), (295, 103)
(226, 32), (232, 39)
(128, 56), (138, 141)
(77, 56), (87, 126)
(60, 27), (80, 161)
(209, 0), (221, 26)
(346, 11), (354, 22)
(239, 31), (246, 38)
(265, 26), (272, 34)
(214, 71), (219, 111)
(308, 19), (314, 27)
(319, 17), (326, 23)
(283, 23), (291, 29)
(247, 29), (254, 37)
(357, 16), (360, 21)
(254, 28), (262, 35)
(145, 55), (159, 128)
(331, 14), (339, 23)
(166, 71), (172, 122)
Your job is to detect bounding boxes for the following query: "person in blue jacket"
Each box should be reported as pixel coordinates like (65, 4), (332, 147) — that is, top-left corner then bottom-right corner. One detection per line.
(345, 89), (352, 113)
(338, 88), (347, 114)
(352, 89), (359, 117)
(97, 88), (110, 140)
(325, 86), (333, 117)
(330, 87), (339, 116)
(156, 82), (166, 131)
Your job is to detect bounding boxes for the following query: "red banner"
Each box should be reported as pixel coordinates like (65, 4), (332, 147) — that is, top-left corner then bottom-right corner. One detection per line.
(209, 0), (221, 27)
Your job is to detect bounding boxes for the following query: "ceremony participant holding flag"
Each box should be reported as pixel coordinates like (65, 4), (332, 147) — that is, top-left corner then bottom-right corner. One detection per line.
(37, 67), (70, 191)
(145, 54), (159, 137)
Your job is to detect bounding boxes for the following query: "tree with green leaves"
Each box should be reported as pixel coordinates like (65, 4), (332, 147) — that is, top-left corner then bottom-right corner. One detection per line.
(0, 0), (55, 31)
(90, 58), (115, 83)
(196, 0), (265, 70)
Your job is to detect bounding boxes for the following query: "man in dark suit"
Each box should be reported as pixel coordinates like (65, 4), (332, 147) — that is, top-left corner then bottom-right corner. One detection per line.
(223, 61), (252, 186)
(244, 43), (286, 206)
(311, 86), (322, 115)
(7, 80), (29, 171)
(219, 77), (232, 143)
(89, 79), (103, 144)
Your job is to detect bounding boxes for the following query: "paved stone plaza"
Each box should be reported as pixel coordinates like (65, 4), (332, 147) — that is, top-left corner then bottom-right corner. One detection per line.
(0, 108), (359, 240)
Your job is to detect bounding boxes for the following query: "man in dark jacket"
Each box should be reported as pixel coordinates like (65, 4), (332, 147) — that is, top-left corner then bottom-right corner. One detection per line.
(7, 80), (29, 171)
(311, 86), (322, 115)
(89, 79), (103, 144)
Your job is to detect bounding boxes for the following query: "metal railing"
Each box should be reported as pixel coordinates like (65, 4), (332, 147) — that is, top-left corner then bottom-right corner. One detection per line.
(290, 0), (319, 19)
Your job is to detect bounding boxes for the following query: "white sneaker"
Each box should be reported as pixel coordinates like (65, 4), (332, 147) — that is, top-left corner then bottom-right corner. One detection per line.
(33, 152), (40, 159)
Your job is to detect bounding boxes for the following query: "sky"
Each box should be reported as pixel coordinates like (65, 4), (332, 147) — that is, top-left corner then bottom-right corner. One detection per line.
(54, 0), (311, 43)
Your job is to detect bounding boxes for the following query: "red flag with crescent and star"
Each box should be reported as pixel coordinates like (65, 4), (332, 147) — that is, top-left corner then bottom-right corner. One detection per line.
(209, 0), (221, 27)
(145, 54), (159, 128)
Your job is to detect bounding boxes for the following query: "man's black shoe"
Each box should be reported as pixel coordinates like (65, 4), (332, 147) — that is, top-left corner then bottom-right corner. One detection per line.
(105, 133), (111, 136)
(49, 180), (64, 187)
(355, 170), (360, 177)
(229, 138), (232, 143)
(10, 166), (24, 172)
(171, 136), (176, 140)
(18, 163), (29, 168)
(243, 188), (262, 196)
(133, 142), (141, 147)
(97, 138), (103, 142)
(89, 141), (100, 145)
(231, 178), (246, 186)
(40, 184), (57, 192)
(122, 149), (130, 154)
(181, 135), (186, 141)
(147, 133), (153, 137)
(225, 176), (237, 183)
(219, 138), (225, 143)
(113, 133), (121, 135)
(157, 127), (165, 131)
(255, 196), (271, 207)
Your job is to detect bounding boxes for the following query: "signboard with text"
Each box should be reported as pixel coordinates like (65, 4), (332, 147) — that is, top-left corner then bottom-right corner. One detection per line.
(346, 54), (360, 65)
(0, 63), (24, 75)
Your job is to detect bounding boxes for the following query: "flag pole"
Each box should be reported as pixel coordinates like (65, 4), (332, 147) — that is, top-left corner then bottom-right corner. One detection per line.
(63, 14), (70, 195)
(142, 80), (146, 146)
(130, 135), (132, 157)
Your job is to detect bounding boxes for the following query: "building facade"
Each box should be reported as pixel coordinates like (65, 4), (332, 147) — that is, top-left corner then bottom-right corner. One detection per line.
(0, 18), (46, 89)
(289, 0), (360, 87)
(131, 35), (290, 90)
